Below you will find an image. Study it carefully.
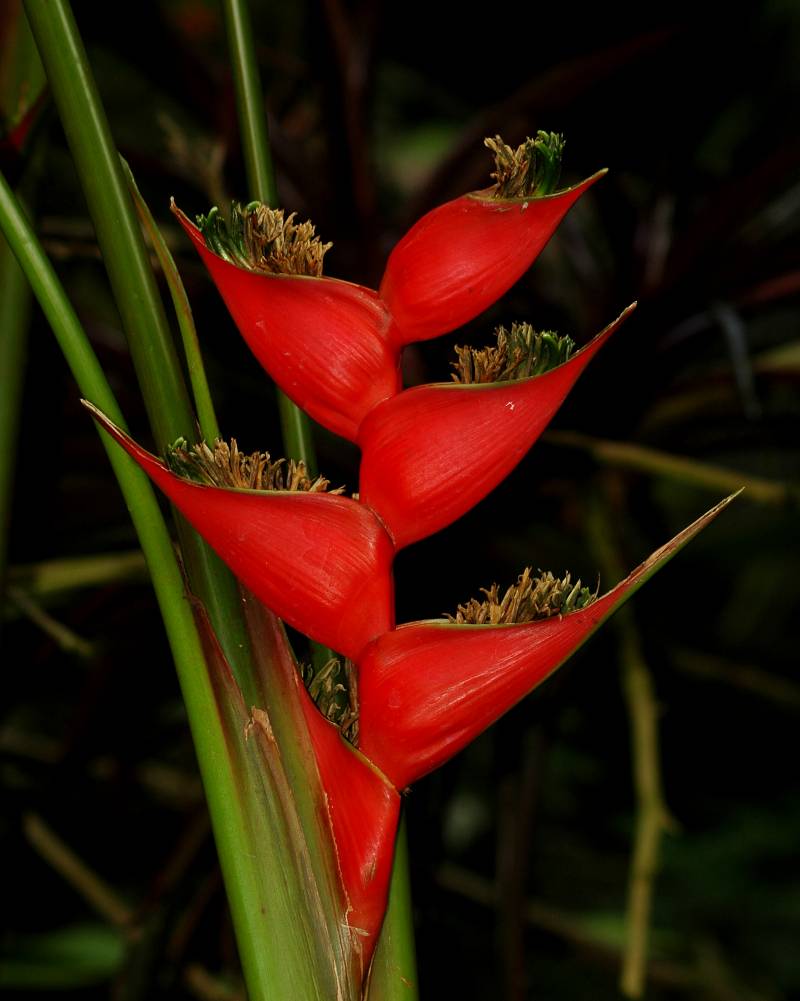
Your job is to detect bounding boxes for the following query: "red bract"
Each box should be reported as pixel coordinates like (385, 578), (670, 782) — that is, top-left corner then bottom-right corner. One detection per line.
(357, 495), (735, 789)
(358, 306), (634, 549)
(379, 172), (604, 343)
(84, 404), (394, 660)
(174, 208), (399, 442)
(297, 689), (400, 966)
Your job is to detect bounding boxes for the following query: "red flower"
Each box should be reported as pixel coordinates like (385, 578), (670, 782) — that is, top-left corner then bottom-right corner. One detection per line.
(379, 171), (604, 344)
(356, 495), (735, 789)
(174, 135), (603, 443)
(358, 306), (634, 548)
(84, 403), (394, 661)
(174, 206), (400, 442)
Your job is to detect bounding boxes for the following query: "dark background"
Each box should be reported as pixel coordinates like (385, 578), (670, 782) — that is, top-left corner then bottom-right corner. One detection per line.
(2, 1), (799, 998)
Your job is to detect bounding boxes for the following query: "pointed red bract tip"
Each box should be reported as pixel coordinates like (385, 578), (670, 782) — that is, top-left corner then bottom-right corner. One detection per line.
(358, 306), (634, 549)
(297, 690), (400, 970)
(173, 208), (400, 442)
(379, 172), (604, 344)
(83, 403), (394, 660)
(357, 493), (737, 788)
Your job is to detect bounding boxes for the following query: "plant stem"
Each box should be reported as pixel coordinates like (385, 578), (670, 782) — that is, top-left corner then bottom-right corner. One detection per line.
(585, 480), (673, 999)
(123, 159), (220, 443)
(22, 0), (192, 447)
(367, 815), (419, 1001)
(220, 0), (316, 470)
(6, 585), (95, 659)
(0, 3), (41, 619)
(545, 430), (792, 506)
(22, 812), (133, 928)
(220, 0), (276, 207)
(0, 171), (328, 1000)
(8, 550), (148, 598)
(23, 0), (257, 701)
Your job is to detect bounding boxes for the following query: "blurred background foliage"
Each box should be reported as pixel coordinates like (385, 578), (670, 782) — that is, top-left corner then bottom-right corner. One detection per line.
(1, 0), (799, 998)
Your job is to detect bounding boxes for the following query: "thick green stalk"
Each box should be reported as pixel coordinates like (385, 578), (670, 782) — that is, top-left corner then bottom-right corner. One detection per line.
(368, 815), (420, 1001)
(23, 0), (257, 700)
(0, 172), (334, 999)
(220, 0), (276, 207)
(220, 0), (316, 469)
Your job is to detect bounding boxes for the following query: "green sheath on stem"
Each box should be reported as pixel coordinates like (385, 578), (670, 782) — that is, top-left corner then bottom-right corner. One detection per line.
(0, 169), (342, 1001)
(220, 0), (316, 470)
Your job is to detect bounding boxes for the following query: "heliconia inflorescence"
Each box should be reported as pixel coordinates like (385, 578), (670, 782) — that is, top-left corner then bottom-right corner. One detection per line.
(89, 132), (735, 983)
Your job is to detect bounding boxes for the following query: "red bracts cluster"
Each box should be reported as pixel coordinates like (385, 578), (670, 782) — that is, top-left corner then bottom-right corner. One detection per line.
(89, 134), (731, 969)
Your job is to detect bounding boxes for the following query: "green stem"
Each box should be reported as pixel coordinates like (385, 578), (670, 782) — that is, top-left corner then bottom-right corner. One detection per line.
(23, 0), (258, 701)
(221, 8), (419, 994)
(7, 550), (148, 599)
(220, 0), (276, 206)
(122, 159), (220, 443)
(22, 0), (192, 448)
(585, 482), (672, 999)
(0, 171), (320, 1000)
(545, 430), (794, 506)
(220, 0), (316, 470)
(367, 815), (419, 1001)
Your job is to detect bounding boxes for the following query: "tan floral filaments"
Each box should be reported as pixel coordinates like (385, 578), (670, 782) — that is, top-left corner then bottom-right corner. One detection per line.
(197, 202), (332, 277)
(484, 131), (565, 199)
(166, 438), (344, 494)
(451, 322), (576, 384)
(303, 657), (359, 744)
(447, 567), (597, 625)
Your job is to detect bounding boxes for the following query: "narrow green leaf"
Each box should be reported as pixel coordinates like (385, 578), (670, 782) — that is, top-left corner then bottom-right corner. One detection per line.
(22, 0), (194, 447)
(220, 0), (316, 471)
(122, 157), (221, 444)
(23, 0), (263, 703)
